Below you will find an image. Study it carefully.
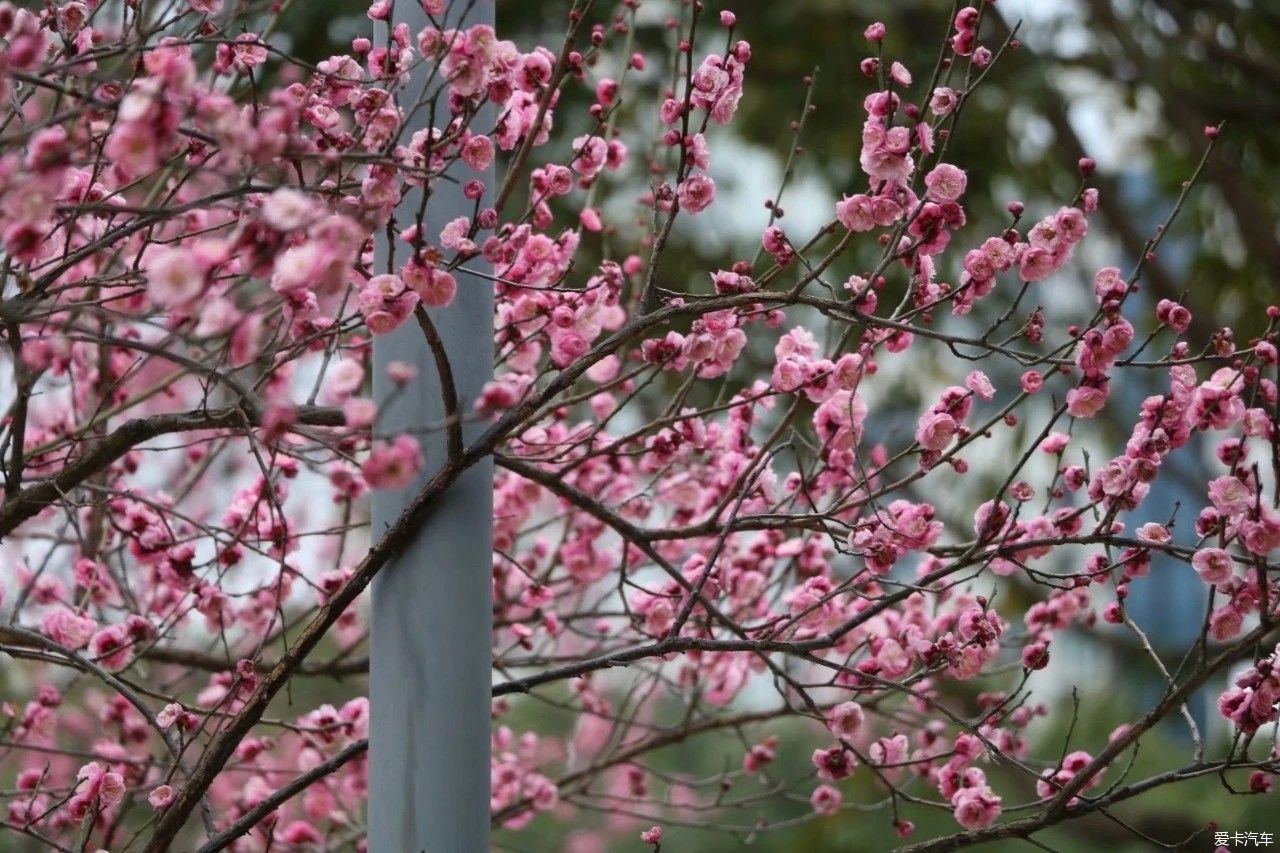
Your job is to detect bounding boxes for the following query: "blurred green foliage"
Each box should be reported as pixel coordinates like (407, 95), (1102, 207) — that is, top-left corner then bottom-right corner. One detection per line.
(491, 679), (1278, 851)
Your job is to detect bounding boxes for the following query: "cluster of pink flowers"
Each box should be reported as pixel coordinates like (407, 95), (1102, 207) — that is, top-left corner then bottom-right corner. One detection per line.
(1034, 750), (1103, 807)
(1219, 644), (1280, 734)
(0, 0), (1276, 848)
(491, 726), (558, 830)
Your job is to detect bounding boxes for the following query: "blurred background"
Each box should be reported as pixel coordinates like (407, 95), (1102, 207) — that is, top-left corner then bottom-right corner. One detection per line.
(271, 0), (1280, 848)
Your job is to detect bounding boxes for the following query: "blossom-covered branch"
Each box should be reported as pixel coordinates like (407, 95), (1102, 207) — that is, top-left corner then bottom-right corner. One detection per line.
(0, 0), (1275, 850)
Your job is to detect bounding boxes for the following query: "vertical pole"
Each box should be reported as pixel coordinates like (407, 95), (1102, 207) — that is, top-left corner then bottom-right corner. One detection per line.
(370, 2), (493, 850)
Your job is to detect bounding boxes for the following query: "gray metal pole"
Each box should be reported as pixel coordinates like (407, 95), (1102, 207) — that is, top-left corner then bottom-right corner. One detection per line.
(370, 1), (494, 849)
